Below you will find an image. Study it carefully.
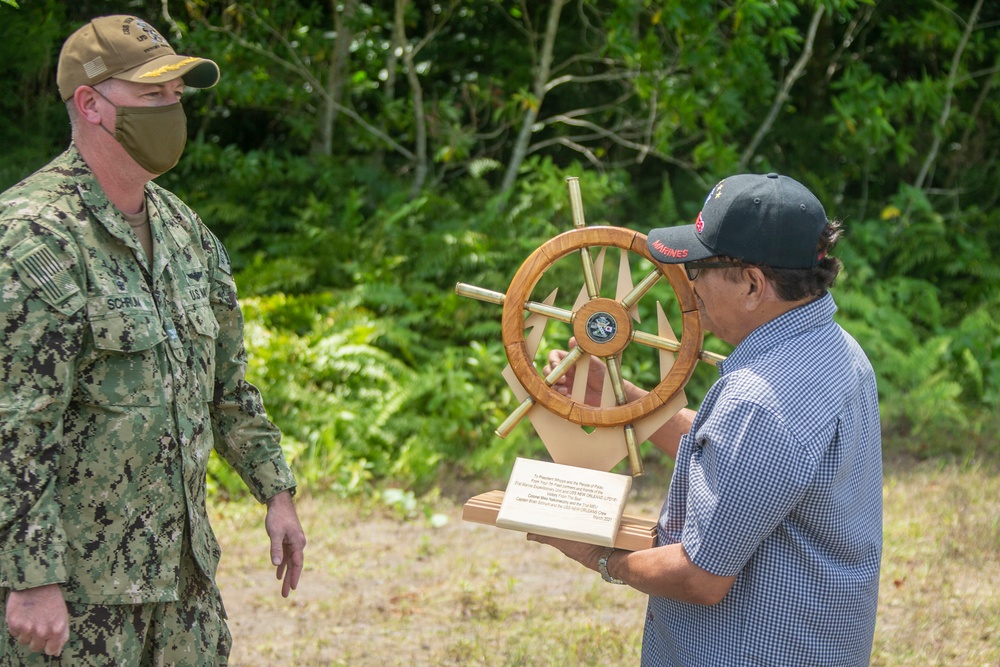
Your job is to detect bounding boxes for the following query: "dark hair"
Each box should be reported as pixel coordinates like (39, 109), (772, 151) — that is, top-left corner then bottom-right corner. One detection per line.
(722, 219), (843, 301)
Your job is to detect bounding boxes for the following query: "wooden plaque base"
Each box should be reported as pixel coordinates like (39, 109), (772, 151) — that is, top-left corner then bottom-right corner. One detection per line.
(463, 489), (658, 551)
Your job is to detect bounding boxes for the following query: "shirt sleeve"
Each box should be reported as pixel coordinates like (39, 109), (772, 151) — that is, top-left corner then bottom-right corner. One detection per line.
(0, 229), (87, 590)
(681, 396), (821, 577)
(201, 227), (297, 503)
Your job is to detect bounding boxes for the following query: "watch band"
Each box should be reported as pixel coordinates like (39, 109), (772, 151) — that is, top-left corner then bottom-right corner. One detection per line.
(598, 547), (625, 585)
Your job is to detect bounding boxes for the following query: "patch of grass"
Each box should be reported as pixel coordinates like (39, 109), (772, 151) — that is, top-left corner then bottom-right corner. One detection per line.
(881, 412), (1000, 462)
(213, 455), (999, 666)
(458, 563), (510, 621)
(873, 456), (1000, 666)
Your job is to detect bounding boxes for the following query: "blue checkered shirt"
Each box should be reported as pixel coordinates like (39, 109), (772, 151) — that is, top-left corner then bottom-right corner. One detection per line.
(642, 293), (882, 666)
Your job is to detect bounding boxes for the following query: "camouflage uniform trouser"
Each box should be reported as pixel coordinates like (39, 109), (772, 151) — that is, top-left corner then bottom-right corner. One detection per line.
(0, 539), (231, 667)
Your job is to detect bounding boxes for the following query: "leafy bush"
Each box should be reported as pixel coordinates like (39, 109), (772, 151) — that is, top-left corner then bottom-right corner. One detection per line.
(834, 188), (1000, 446)
(201, 156), (1000, 500)
(8, 0), (998, 499)
(208, 290), (545, 498)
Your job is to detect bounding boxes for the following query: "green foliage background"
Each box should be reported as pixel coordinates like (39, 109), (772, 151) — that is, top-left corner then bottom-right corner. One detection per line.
(2, 0), (998, 497)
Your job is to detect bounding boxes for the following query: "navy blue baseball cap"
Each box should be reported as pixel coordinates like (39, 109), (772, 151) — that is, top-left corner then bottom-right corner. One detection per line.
(647, 173), (828, 269)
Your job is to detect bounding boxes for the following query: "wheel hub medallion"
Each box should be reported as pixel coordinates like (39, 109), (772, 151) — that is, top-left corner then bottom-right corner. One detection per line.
(585, 311), (618, 343)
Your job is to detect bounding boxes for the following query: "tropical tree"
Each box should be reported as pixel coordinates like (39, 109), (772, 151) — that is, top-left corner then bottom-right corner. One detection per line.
(2, 0), (997, 488)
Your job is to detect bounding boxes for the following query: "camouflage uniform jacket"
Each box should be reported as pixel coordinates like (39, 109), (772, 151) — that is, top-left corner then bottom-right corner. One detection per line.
(0, 146), (296, 604)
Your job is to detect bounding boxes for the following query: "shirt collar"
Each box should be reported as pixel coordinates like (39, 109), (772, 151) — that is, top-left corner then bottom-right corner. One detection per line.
(716, 292), (837, 376)
(65, 144), (181, 273)
(66, 145), (137, 242)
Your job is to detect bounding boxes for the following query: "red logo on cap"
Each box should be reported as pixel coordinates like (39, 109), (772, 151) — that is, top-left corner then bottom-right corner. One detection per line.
(695, 212), (705, 234)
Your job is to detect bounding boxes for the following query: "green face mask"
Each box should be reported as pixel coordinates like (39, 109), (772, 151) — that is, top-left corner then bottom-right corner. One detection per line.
(94, 89), (188, 174)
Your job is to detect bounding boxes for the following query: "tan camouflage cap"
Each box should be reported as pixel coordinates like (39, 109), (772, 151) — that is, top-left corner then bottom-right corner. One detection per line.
(57, 15), (219, 101)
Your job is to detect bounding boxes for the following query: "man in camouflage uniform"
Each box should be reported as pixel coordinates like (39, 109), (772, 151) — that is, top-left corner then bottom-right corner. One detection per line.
(0, 15), (306, 665)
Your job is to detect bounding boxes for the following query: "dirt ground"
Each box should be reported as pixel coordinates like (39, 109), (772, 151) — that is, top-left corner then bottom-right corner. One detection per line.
(213, 472), (671, 666)
(213, 459), (1000, 666)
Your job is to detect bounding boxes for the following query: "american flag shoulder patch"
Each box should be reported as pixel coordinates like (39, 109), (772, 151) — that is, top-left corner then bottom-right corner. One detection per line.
(10, 240), (81, 308)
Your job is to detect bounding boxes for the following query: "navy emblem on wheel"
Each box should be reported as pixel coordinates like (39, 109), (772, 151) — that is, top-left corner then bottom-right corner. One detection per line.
(586, 312), (618, 343)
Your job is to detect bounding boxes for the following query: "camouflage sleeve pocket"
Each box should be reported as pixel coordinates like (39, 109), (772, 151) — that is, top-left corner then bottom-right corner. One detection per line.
(8, 238), (85, 316)
(185, 302), (219, 402)
(186, 302), (220, 340)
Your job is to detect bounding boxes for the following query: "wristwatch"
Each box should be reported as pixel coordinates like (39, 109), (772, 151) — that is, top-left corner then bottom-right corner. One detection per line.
(598, 547), (625, 585)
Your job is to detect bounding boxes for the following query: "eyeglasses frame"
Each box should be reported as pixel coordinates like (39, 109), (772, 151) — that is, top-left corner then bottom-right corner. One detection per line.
(684, 260), (743, 281)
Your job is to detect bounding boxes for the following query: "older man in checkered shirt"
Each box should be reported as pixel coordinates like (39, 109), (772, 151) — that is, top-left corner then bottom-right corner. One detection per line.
(537, 173), (882, 666)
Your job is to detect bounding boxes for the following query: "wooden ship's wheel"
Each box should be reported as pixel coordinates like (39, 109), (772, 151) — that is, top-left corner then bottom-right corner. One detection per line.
(457, 177), (724, 478)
